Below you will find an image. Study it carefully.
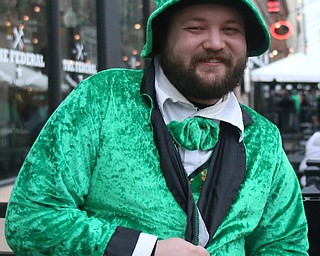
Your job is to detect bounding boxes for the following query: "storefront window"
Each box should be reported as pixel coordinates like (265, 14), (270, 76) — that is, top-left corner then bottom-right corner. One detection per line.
(0, 0), (154, 182)
(0, 0), (47, 182)
(120, 0), (145, 69)
(61, 0), (97, 89)
(0, 0), (97, 182)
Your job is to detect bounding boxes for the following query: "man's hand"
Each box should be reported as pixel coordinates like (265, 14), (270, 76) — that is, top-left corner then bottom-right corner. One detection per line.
(155, 237), (210, 256)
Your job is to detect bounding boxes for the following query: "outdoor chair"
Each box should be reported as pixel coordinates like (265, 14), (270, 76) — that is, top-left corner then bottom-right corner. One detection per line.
(0, 202), (14, 256)
(302, 175), (320, 256)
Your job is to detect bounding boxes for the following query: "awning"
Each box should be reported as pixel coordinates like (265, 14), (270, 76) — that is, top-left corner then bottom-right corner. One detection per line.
(0, 62), (69, 91)
(250, 53), (320, 83)
(0, 62), (48, 90)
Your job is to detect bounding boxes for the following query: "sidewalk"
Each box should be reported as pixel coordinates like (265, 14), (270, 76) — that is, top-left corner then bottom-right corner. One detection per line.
(0, 184), (13, 252)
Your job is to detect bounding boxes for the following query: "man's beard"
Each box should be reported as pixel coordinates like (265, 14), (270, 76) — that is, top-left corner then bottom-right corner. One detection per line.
(160, 49), (248, 103)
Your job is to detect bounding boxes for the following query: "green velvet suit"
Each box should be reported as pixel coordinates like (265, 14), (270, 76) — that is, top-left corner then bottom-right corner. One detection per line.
(5, 68), (308, 255)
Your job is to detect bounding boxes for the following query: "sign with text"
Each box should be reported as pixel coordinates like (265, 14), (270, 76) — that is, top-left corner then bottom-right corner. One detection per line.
(62, 42), (97, 87)
(0, 26), (46, 88)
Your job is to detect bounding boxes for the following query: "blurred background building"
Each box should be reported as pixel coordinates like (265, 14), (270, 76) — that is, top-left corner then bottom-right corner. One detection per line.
(250, 0), (320, 140)
(0, 0), (319, 183)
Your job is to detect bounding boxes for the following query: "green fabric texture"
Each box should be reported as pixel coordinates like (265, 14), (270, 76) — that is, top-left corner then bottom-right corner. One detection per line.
(167, 117), (220, 150)
(141, 0), (271, 58)
(5, 69), (308, 255)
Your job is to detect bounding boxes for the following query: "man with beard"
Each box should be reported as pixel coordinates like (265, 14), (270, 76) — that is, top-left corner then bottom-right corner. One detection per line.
(5, 0), (308, 255)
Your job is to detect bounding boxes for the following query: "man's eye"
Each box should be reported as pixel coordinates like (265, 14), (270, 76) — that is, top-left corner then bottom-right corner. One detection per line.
(186, 26), (203, 31)
(224, 27), (242, 33)
(225, 27), (237, 31)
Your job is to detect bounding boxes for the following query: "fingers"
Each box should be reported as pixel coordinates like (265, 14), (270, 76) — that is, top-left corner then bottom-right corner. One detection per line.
(155, 237), (210, 256)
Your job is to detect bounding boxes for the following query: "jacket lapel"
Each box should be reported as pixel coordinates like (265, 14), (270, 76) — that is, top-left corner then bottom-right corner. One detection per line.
(140, 61), (253, 246)
(198, 121), (246, 245)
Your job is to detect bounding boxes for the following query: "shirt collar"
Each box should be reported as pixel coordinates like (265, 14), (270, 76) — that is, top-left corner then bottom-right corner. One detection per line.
(154, 56), (244, 141)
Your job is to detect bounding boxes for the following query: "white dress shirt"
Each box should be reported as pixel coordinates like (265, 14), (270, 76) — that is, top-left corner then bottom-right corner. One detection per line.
(137, 57), (245, 253)
(154, 56), (244, 175)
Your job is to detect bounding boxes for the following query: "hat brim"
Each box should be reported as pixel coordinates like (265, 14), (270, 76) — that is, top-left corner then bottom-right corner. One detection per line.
(141, 0), (270, 58)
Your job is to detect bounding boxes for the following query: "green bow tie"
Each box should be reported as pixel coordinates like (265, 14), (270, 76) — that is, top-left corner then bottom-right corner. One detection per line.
(167, 117), (220, 151)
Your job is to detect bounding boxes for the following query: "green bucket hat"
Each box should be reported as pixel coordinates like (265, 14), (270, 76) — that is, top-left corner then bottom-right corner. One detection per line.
(141, 0), (270, 58)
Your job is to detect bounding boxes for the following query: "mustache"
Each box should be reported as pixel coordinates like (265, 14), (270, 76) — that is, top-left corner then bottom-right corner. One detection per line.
(192, 51), (233, 66)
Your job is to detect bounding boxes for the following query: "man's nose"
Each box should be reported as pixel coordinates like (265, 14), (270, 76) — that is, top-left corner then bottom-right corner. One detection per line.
(202, 30), (225, 51)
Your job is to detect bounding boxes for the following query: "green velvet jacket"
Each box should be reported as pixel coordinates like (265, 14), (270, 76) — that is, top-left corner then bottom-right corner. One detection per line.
(5, 68), (308, 255)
